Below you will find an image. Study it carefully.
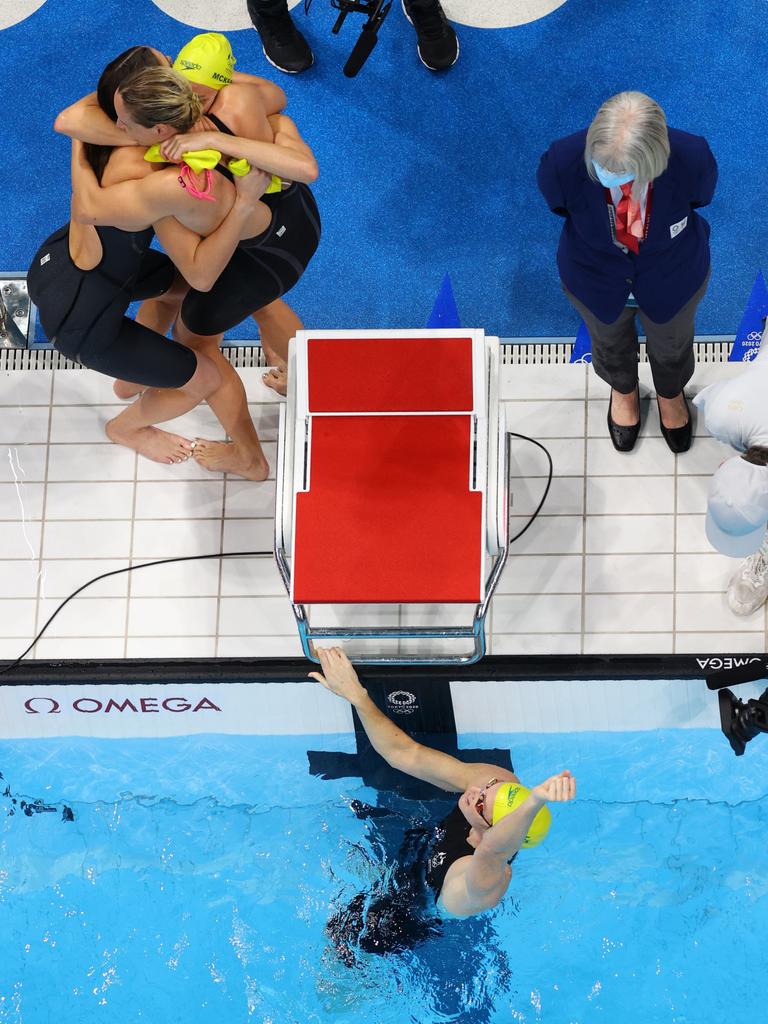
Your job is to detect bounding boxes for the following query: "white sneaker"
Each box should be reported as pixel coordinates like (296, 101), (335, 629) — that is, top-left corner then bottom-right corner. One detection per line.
(727, 547), (768, 615)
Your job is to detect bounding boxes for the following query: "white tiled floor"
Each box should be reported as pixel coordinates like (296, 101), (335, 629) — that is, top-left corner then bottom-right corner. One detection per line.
(0, 355), (764, 661)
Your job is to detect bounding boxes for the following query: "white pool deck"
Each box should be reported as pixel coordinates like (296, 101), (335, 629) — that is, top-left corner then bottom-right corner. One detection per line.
(0, 355), (764, 664)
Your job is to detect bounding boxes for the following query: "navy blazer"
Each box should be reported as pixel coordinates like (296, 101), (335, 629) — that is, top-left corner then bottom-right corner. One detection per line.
(537, 127), (717, 323)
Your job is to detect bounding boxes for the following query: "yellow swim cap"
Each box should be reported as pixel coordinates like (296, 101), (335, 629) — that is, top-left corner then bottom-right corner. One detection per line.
(173, 32), (235, 90)
(492, 783), (551, 848)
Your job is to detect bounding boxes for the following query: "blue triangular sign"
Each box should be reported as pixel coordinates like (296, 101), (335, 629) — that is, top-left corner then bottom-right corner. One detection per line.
(570, 320), (592, 363)
(729, 271), (768, 361)
(426, 273), (461, 328)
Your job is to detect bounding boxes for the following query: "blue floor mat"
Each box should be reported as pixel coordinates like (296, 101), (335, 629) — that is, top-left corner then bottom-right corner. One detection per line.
(4, 0), (766, 339)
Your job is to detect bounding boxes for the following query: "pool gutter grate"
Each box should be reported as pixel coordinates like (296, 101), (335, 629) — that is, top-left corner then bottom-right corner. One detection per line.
(0, 338), (739, 371)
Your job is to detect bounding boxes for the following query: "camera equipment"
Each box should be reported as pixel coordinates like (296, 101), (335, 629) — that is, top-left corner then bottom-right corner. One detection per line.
(706, 662), (768, 756)
(718, 687), (768, 756)
(305, 0), (393, 76)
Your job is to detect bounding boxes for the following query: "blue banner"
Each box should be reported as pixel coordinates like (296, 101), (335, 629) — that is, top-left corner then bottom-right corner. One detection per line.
(729, 270), (768, 362)
(569, 320), (592, 363)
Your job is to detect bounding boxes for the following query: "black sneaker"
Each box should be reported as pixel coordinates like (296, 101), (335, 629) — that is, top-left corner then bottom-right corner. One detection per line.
(401, 0), (459, 71)
(247, 1), (314, 74)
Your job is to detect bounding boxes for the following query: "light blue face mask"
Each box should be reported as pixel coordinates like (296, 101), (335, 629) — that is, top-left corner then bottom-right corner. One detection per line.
(592, 160), (634, 189)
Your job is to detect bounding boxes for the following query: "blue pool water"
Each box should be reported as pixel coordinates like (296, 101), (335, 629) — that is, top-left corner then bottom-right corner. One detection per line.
(1, 729), (767, 1024)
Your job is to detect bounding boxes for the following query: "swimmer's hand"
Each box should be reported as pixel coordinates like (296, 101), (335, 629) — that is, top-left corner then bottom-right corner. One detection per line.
(308, 647), (368, 706)
(530, 771), (576, 806)
(234, 166), (272, 207)
(160, 131), (220, 163)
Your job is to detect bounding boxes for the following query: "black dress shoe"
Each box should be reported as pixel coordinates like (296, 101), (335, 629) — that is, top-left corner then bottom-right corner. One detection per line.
(607, 387), (641, 452)
(657, 394), (692, 454)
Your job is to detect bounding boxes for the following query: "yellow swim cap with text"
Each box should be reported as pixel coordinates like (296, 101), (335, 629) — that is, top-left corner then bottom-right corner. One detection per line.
(491, 783), (552, 847)
(173, 32), (235, 90)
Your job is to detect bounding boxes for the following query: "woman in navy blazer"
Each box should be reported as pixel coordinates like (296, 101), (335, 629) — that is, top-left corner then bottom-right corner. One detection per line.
(537, 92), (717, 453)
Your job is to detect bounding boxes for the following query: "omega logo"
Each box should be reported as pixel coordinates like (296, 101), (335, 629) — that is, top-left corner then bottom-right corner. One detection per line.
(24, 696), (222, 715)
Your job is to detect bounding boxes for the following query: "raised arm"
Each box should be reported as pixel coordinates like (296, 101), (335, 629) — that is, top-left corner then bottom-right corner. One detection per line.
(153, 167), (273, 292)
(309, 648), (505, 792)
(438, 772), (576, 915)
(160, 114), (318, 184)
(55, 93), (136, 147)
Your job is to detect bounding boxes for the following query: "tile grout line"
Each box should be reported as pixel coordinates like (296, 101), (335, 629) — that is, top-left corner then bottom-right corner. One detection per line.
(30, 367), (56, 659)
(213, 476), (227, 658)
(123, 437), (140, 659)
(580, 368), (588, 655)
(672, 450), (679, 653)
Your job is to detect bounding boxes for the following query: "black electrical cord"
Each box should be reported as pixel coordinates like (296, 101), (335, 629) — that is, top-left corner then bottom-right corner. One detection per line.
(0, 434), (552, 676)
(506, 431), (554, 544)
(0, 550), (272, 677)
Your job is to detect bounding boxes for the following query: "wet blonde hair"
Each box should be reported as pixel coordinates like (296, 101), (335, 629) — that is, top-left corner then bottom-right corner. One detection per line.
(118, 65), (203, 131)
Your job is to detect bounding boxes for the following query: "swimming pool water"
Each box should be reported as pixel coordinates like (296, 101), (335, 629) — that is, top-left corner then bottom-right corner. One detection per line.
(1, 730), (767, 1024)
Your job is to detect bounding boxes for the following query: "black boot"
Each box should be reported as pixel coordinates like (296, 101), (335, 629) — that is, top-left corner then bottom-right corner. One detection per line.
(401, 0), (459, 71)
(247, 0), (314, 74)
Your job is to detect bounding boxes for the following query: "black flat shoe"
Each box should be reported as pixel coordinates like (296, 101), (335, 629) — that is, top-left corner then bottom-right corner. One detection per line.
(658, 394), (692, 454)
(607, 387), (641, 452)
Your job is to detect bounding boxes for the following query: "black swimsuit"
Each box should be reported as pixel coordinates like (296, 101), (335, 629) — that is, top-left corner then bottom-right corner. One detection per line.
(424, 804), (476, 903)
(179, 111), (321, 336)
(27, 224), (197, 388)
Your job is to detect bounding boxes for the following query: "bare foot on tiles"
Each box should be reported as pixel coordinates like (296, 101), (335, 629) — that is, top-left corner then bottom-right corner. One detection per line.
(262, 364), (287, 397)
(192, 439), (269, 480)
(105, 419), (193, 464)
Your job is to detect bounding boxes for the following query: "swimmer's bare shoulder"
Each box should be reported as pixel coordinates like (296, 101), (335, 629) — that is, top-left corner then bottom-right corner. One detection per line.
(212, 82), (275, 143)
(102, 146), (157, 187)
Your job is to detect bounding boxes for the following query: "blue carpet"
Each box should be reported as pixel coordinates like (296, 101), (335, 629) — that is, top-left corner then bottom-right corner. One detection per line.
(4, 0), (767, 339)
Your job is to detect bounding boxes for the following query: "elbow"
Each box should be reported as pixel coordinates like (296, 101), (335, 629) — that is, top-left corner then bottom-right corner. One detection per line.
(71, 198), (95, 225)
(187, 271), (214, 293)
(54, 111), (77, 137)
(304, 158), (319, 184)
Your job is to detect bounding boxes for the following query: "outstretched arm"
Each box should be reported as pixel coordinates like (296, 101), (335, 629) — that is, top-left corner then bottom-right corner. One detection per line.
(309, 648), (508, 792)
(160, 115), (318, 183)
(55, 93), (136, 147)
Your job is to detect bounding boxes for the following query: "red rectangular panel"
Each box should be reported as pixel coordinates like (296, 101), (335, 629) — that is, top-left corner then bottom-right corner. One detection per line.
(294, 415), (482, 603)
(307, 336), (474, 412)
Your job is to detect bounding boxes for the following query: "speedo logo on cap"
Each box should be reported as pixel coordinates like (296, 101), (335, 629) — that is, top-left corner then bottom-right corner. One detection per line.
(178, 59), (202, 71)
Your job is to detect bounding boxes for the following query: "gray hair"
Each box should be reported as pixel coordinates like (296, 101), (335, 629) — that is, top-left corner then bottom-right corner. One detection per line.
(585, 91), (670, 198)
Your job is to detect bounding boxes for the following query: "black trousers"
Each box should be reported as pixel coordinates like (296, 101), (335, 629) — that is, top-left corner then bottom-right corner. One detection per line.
(563, 270), (710, 398)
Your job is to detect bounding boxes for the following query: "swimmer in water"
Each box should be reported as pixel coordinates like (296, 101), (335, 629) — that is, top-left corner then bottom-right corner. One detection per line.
(310, 647), (576, 935)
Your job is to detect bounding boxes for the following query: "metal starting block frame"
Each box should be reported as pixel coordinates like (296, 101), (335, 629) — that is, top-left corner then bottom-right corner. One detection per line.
(274, 328), (510, 666)
(0, 275), (33, 349)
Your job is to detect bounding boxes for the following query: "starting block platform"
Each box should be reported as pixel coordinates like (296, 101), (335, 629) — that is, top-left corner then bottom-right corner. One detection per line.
(275, 329), (510, 665)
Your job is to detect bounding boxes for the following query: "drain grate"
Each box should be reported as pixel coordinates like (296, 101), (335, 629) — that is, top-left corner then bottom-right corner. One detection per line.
(0, 337), (738, 371)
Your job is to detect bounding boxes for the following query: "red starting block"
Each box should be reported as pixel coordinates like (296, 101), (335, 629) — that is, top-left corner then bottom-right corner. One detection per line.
(275, 329), (509, 664)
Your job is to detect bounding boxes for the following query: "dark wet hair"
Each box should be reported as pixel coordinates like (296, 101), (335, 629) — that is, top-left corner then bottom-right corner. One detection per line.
(85, 46), (163, 182)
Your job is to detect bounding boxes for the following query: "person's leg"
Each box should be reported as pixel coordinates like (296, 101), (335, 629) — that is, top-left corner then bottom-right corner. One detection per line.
(173, 317), (269, 481)
(81, 318), (221, 464)
(563, 286), (641, 426)
(637, 271), (710, 428)
(252, 297), (303, 397)
(114, 266), (189, 400)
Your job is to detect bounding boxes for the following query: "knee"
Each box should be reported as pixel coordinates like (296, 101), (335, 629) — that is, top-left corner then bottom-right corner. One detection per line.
(186, 353), (221, 398)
